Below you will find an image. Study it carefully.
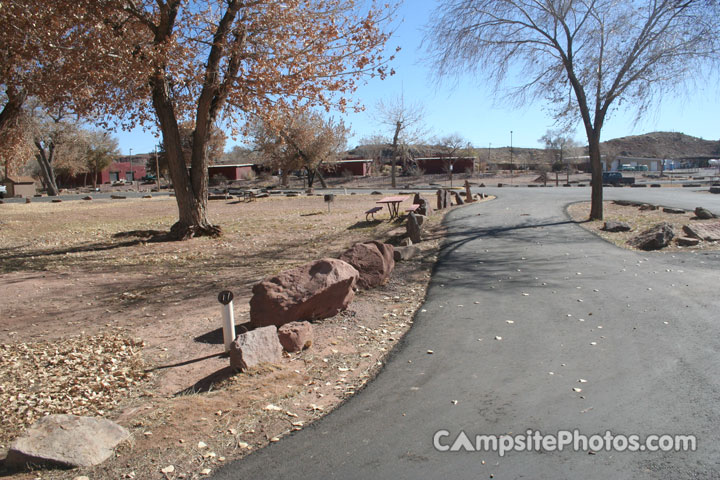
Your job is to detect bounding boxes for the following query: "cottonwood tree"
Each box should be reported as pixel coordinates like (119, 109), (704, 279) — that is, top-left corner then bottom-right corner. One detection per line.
(89, 0), (395, 239)
(250, 111), (349, 188)
(222, 145), (258, 165)
(375, 95), (426, 187)
(178, 122), (227, 167)
(84, 132), (120, 189)
(426, 0), (719, 219)
(0, 1), (135, 177)
(26, 105), (91, 196)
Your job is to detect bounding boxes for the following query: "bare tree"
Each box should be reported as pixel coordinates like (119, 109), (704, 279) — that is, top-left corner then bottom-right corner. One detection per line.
(355, 135), (392, 175)
(539, 129), (581, 184)
(426, 0), (719, 219)
(436, 133), (469, 186)
(375, 94), (426, 187)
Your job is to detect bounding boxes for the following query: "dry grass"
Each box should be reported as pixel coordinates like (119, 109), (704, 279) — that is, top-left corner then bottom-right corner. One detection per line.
(567, 201), (720, 252)
(0, 192), (467, 479)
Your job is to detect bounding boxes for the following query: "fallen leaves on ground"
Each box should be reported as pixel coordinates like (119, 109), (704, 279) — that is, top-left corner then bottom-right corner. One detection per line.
(0, 333), (147, 445)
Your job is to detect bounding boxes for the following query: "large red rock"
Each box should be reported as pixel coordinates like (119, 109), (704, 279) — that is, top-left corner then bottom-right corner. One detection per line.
(338, 241), (395, 289)
(278, 321), (314, 352)
(249, 258), (359, 328)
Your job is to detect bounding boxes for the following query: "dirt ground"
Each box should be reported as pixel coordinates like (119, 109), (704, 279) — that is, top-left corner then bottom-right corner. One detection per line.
(567, 201), (720, 252)
(0, 193), (489, 479)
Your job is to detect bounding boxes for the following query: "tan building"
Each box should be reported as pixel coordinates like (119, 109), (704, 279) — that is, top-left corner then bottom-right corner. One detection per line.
(2, 176), (37, 198)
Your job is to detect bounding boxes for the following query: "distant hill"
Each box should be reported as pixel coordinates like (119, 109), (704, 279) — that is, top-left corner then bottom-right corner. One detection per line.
(310, 131), (720, 167)
(600, 132), (720, 160)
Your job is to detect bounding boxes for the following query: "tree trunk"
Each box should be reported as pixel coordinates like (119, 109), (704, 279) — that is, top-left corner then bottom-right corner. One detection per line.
(151, 78), (219, 240)
(315, 167), (327, 188)
(391, 121), (401, 188)
(390, 156), (397, 187)
(0, 87), (26, 139)
(34, 141), (59, 196)
(0, 87), (27, 178)
(588, 134), (603, 220)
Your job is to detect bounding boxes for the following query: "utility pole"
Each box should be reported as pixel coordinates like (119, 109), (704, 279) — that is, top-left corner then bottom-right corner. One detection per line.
(510, 131), (513, 184)
(488, 142), (491, 174)
(128, 148), (133, 187)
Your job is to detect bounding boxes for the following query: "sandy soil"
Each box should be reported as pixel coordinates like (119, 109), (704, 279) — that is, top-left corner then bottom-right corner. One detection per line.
(0, 192), (489, 479)
(567, 201), (720, 252)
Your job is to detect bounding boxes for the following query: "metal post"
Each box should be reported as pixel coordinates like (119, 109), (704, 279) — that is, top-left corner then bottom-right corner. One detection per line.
(155, 146), (160, 192)
(218, 291), (235, 352)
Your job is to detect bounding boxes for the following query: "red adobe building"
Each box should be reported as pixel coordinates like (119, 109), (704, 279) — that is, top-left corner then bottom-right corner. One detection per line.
(208, 164), (255, 181)
(57, 157), (148, 188)
(415, 157), (476, 175)
(320, 159), (373, 177)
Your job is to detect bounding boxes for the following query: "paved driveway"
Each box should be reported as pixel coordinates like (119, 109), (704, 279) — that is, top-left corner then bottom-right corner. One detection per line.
(214, 188), (720, 479)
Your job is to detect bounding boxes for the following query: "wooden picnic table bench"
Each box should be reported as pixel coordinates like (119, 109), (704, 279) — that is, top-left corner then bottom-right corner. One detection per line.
(365, 206), (383, 221)
(405, 204), (420, 213)
(376, 195), (409, 219)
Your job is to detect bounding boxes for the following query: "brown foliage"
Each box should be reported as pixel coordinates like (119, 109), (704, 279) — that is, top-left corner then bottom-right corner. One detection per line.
(106, 0), (395, 236)
(250, 110), (349, 187)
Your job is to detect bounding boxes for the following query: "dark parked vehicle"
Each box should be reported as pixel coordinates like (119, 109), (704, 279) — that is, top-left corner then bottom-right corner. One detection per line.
(602, 172), (635, 185)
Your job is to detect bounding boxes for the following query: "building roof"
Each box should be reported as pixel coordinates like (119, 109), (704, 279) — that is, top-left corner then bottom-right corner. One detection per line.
(4, 176), (36, 184)
(209, 163), (254, 168)
(415, 156), (476, 161)
(334, 159), (373, 163)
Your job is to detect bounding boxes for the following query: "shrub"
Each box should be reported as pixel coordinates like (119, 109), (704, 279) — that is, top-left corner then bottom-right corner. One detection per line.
(241, 169), (256, 181)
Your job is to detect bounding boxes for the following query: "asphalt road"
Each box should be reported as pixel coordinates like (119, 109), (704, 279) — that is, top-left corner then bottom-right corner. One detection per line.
(214, 187), (720, 480)
(0, 190), (172, 203)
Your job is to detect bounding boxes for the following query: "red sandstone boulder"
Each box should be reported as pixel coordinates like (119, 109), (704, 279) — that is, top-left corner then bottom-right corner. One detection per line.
(278, 321), (314, 352)
(338, 241), (395, 289)
(249, 258), (359, 328)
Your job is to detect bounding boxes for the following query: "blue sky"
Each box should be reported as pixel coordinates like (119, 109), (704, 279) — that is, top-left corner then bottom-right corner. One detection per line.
(113, 1), (719, 155)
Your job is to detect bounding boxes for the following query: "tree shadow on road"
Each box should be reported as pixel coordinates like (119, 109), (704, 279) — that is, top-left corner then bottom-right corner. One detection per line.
(431, 216), (598, 290)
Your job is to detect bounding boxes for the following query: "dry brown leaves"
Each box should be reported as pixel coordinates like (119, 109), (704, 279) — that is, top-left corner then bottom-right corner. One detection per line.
(0, 333), (147, 447)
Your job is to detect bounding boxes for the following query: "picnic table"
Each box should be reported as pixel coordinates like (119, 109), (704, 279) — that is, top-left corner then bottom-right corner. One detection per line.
(376, 195), (409, 219)
(405, 204), (420, 213)
(238, 189), (260, 202)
